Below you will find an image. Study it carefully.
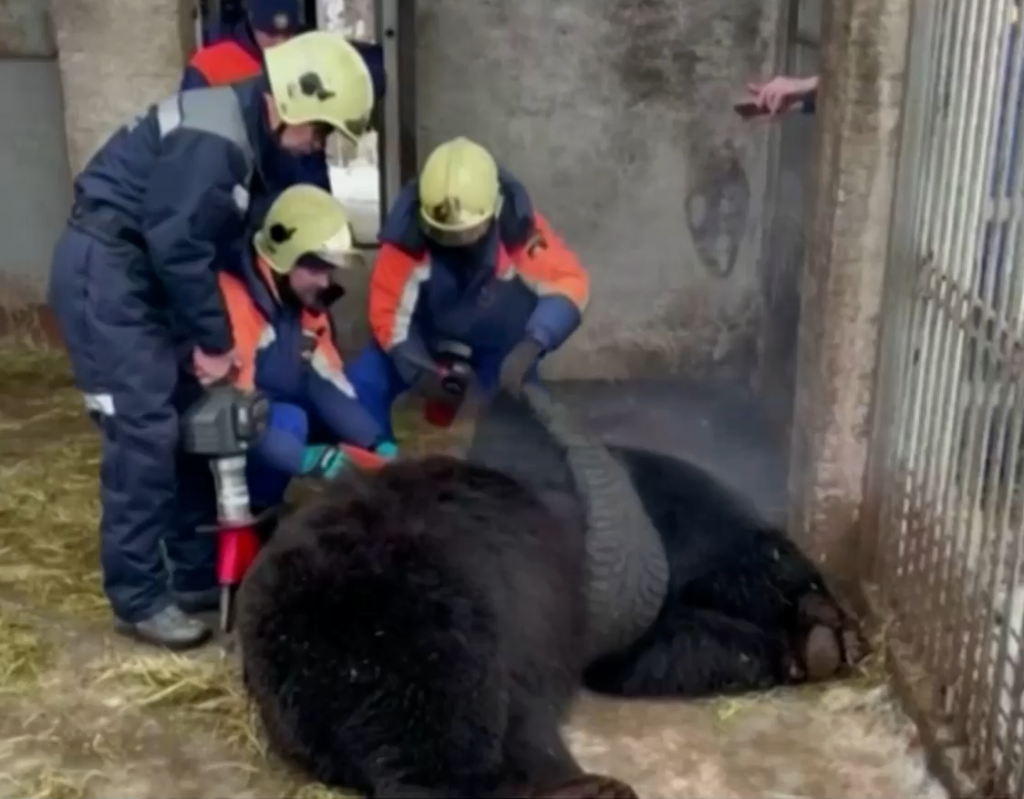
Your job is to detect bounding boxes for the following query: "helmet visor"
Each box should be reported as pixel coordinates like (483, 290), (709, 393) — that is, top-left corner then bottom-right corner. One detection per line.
(306, 223), (356, 268)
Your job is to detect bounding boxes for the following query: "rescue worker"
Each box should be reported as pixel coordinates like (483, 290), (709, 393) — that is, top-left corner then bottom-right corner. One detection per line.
(218, 183), (397, 513)
(346, 137), (591, 439)
(182, 0), (385, 200)
(45, 31), (376, 650)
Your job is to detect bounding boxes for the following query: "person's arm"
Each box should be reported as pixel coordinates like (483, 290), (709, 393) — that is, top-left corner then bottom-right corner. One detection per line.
(303, 319), (389, 450)
(747, 74), (819, 116)
(216, 272), (262, 390)
(142, 130), (251, 355)
(509, 213), (590, 353)
(368, 243), (436, 384)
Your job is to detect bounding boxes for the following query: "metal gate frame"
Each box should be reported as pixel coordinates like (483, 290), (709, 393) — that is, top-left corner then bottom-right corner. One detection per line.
(864, 1), (1024, 794)
(375, 0), (418, 217)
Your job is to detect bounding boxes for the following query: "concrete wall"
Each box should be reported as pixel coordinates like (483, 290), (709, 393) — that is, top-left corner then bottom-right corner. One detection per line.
(0, 0), (72, 327)
(414, 0), (784, 382)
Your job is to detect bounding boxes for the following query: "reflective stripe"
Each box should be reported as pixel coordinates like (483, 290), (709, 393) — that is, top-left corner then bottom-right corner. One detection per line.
(310, 350), (357, 398)
(232, 183), (251, 212)
(256, 326), (277, 351)
(389, 264), (429, 348)
(155, 86), (255, 177)
(83, 392), (115, 417)
(155, 99), (182, 137)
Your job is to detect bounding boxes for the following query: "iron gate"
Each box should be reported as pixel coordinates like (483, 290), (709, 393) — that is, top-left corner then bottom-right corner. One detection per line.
(869, 0), (1024, 793)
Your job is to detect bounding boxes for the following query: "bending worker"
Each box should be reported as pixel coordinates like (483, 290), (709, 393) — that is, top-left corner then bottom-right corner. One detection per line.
(183, 0), (385, 199)
(46, 31), (376, 651)
(218, 184), (397, 514)
(346, 137), (590, 438)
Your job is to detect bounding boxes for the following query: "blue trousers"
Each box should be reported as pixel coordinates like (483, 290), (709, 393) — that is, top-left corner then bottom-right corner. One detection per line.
(47, 226), (217, 622)
(246, 401), (337, 509)
(345, 339), (539, 440)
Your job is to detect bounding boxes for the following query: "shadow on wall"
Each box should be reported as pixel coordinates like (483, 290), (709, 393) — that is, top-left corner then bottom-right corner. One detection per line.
(415, 0), (783, 382)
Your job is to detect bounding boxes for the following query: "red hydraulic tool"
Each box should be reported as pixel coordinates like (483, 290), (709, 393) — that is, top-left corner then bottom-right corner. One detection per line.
(181, 382), (390, 633)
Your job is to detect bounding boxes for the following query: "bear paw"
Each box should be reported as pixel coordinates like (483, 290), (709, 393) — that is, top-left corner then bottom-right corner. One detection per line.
(797, 592), (843, 629)
(800, 624), (843, 681)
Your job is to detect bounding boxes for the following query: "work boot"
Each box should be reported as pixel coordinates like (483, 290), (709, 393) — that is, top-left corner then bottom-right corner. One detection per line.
(175, 586), (221, 615)
(113, 604), (212, 651)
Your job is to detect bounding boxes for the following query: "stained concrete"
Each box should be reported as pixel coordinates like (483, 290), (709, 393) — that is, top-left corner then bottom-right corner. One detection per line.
(565, 685), (946, 798)
(0, 59), (72, 302)
(414, 0), (785, 382)
(551, 379), (789, 524)
(786, 0), (911, 577)
(0, 0), (71, 307)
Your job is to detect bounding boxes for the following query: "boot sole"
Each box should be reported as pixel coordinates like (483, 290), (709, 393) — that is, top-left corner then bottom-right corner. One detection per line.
(112, 620), (213, 652)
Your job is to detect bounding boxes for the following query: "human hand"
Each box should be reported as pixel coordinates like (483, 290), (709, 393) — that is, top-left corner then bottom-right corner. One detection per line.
(192, 347), (240, 385)
(374, 441), (399, 459)
(499, 338), (544, 396)
(300, 444), (349, 479)
(417, 360), (473, 402)
(746, 75), (818, 116)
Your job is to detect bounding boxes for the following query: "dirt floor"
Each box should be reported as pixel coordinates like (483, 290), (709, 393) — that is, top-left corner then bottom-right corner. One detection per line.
(0, 342), (950, 799)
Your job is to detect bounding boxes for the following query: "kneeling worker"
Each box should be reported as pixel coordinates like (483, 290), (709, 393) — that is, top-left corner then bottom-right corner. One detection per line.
(218, 184), (397, 513)
(46, 31), (376, 650)
(346, 137), (591, 437)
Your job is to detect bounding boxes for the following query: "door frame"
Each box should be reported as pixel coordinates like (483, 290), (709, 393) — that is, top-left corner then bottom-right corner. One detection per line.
(375, 0), (418, 218)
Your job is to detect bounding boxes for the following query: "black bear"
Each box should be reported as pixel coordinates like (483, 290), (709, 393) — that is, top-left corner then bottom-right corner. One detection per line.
(582, 443), (862, 698)
(235, 454), (640, 799)
(463, 387), (864, 699)
(236, 387), (863, 797)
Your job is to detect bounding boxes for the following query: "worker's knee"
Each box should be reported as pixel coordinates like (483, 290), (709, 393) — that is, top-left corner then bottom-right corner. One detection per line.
(246, 402), (309, 510)
(267, 402), (310, 443)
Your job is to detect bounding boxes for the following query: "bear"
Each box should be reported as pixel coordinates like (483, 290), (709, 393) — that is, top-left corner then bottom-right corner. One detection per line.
(581, 443), (863, 698)
(235, 454), (640, 799)
(463, 388), (864, 699)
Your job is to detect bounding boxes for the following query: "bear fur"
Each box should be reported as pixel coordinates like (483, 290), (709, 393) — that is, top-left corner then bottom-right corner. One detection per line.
(582, 444), (861, 698)
(236, 438), (861, 796)
(236, 455), (609, 798)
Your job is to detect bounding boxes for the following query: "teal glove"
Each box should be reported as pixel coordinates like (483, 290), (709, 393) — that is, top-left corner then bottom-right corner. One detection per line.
(300, 445), (349, 479)
(374, 441), (399, 459)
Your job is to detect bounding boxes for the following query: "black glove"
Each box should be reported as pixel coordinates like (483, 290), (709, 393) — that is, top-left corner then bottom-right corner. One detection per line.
(499, 338), (544, 395)
(416, 360), (473, 402)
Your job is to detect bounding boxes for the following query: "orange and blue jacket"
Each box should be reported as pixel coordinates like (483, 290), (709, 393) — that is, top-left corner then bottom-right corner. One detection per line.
(218, 251), (386, 473)
(369, 169), (590, 383)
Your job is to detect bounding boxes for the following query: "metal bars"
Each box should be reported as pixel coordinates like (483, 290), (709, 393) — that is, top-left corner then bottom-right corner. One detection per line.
(871, 1), (1024, 793)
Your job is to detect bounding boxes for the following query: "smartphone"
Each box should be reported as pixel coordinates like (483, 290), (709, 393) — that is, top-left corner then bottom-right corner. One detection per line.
(733, 99), (769, 119)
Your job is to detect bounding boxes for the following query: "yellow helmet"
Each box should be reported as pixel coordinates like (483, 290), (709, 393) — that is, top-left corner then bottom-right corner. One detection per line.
(254, 184), (355, 274)
(418, 137), (503, 246)
(263, 31), (374, 144)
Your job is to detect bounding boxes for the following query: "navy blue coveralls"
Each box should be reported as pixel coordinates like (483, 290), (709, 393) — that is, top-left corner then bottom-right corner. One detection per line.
(46, 77), (280, 623)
